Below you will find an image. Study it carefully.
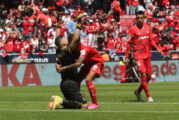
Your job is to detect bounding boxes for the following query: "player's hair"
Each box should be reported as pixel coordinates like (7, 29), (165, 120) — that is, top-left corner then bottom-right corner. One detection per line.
(55, 35), (63, 49)
(136, 11), (144, 15)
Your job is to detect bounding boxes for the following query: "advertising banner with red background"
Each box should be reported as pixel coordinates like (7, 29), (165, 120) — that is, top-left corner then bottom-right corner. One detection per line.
(0, 60), (179, 87)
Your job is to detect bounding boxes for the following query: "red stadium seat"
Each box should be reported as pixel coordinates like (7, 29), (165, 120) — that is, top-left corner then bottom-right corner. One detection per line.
(120, 18), (126, 25)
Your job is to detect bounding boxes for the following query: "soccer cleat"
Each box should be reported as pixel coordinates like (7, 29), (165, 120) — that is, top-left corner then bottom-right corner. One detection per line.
(134, 90), (143, 102)
(52, 96), (63, 110)
(148, 97), (153, 103)
(88, 103), (99, 109)
(47, 96), (56, 109)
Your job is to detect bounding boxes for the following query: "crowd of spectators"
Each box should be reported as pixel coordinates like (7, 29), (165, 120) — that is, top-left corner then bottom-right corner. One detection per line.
(0, 0), (178, 60)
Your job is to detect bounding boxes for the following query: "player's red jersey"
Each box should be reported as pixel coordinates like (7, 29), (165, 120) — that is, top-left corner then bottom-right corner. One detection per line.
(79, 43), (104, 65)
(125, 23), (158, 59)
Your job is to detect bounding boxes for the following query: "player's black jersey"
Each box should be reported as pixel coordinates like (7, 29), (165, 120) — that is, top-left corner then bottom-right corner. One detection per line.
(56, 47), (78, 81)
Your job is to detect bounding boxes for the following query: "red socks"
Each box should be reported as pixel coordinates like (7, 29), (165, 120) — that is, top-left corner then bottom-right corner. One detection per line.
(86, 81), (97, 104)
(140, 77), (151, 98)
(138, 77), (151, 93)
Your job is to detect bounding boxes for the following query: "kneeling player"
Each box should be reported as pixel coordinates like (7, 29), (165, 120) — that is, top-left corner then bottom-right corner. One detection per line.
(48, 36), (88, 109)
(48, 13), (88, 109)
(58, 41), (104, 109)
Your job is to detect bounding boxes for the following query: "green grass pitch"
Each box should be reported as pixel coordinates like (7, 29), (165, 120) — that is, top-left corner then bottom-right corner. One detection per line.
(0, 82), (179, 120)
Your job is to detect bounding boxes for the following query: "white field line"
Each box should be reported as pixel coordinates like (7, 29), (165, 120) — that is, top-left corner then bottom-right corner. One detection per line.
(0, 102), (179, 105)
(0, 109), (179, 113)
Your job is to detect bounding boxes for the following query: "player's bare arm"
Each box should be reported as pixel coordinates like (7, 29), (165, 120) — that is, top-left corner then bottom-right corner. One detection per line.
(56, 11), (62, 37)
(56, 64), (62, 73)
(57, 58), (85, 73)
(70, 14), (85, 51)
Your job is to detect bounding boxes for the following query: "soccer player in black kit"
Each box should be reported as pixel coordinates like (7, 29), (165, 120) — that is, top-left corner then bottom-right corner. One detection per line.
(47, 13), (88, 109)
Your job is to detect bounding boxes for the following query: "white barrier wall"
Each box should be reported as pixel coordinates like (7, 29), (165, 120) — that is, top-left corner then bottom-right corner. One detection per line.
(0, 60), (179, 87)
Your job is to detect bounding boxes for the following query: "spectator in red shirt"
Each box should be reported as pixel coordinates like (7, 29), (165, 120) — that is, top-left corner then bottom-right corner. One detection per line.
(166, 11), (175, 31)
(115, 32), (124, 52)
(161, 0), (169, 7)
(87, 19), (96, 47)
(39, 8), (49, 31)
(112, 0), (121, 22)
(158, 41), (170, 59)
(145, 5), (153, 20)
(60, 21), (67, 37)
(172, 34), (179, 50)
(23, 37), (32, 53)
(5, 36), (14, 53)
(107, 33), (115, 52)
(13, 37), (22, 54)
(23, 16), (31, 39)
(73, 5), (84, 16)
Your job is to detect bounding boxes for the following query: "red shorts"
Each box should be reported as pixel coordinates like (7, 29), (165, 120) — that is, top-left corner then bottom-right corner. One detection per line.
(135, 58), (151, 75)
(81, 62), (104, 78)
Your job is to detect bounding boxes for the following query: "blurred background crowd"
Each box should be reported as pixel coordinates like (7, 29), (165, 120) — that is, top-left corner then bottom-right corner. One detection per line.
(0, 0), (178, 60)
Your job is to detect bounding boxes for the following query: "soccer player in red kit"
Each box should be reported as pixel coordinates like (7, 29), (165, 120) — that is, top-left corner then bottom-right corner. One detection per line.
(59, 42), (104, 109)
(125, 6), (161, 103)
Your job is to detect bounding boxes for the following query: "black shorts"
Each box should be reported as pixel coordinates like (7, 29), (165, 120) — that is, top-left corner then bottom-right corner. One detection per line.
(60, 79), (87, 104)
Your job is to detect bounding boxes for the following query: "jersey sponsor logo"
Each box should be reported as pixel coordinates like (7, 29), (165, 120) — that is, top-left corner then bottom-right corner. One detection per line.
(80, 50), (86, 56)
(138, 36), (149, 40)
